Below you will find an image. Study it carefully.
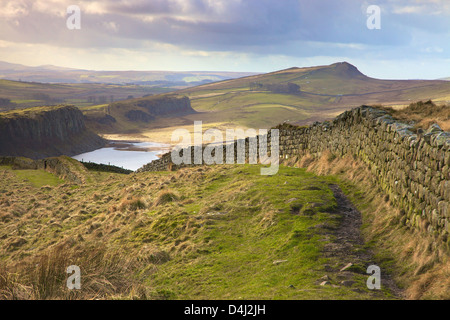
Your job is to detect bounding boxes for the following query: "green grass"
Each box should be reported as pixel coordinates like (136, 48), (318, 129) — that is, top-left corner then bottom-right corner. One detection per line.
(13, 169), (64, 187)
(10, 99), (42, 104)
(78, 104), (109, 111)
(184, 91), (316, 129)
(140, 165), (392, 299)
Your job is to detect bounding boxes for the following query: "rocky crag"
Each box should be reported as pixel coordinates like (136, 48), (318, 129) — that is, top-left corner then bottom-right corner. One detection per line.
(0, 105), (106, 159)
(110, 95), (195, 123)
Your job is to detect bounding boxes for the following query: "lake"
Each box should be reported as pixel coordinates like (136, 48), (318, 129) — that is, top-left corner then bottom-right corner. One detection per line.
(72, 141), (172, 171)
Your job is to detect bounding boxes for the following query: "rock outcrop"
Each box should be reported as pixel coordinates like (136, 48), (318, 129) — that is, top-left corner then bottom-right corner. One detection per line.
(125, 110), (154, 122)
(112, 95), (195, 118)
(136, 95), (194, 116)
(0, 105), (106, 159)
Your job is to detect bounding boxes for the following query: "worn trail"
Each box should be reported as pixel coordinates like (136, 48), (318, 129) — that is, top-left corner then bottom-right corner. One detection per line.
(321, 184), (404, 298)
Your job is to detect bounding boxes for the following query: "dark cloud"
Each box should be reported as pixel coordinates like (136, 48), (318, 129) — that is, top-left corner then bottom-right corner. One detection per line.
(0, 0), (449, 61)
(105, 0), (187, 15)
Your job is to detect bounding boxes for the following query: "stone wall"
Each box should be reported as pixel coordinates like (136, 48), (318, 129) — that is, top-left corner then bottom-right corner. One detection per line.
(137, 105), (450, 239)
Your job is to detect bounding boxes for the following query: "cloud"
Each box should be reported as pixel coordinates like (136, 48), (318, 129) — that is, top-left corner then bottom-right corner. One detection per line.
(0, 0), (449, 77)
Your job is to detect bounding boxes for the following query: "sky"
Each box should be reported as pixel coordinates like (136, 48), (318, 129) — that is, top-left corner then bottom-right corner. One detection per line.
(0, 0), (449, 79)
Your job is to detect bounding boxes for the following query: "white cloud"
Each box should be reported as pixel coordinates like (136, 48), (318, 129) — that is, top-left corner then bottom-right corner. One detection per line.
(0, 0), (449, 79)
(422, 46), (444, 53)
(0, 40), (13, 48)
(102, 21), (119, 32)
(390, 0), (450, 15)
(0, 0), (29, 18)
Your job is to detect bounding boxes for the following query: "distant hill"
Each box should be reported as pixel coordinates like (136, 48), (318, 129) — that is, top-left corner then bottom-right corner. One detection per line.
(0, 79), (174, 110)
(83, 94), (196, 134)
(85, 61), (450, 144)
(2, 61), (449, 145)
(0, 60), (258, 85)
(176, 61), (450, 127)
(0, 61), (78, 73)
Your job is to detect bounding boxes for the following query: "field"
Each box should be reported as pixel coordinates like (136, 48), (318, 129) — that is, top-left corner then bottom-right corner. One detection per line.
(3, 62), (450, 144)
(0, 79), (173, 110)
(81, 62), (450, 144)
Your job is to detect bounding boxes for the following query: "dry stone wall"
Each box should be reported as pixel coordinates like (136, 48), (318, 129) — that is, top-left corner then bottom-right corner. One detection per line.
(137, 106), (450, 239)
(279, 106), (449, 239)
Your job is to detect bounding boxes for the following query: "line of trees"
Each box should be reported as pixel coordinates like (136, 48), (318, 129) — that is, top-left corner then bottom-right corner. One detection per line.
(0, 98), (17, 111)
(87, 95), (115, 104)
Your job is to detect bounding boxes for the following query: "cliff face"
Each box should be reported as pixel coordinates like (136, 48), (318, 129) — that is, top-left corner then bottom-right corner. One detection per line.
(110, 95), (195, 119)
(135, 95), (195, 116)
(0, 105), (106, 159)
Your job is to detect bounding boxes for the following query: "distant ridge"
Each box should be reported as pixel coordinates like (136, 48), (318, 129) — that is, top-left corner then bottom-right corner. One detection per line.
(0, 60), (258, 85)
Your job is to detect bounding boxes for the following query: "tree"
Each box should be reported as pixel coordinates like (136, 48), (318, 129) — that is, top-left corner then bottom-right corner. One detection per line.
(263, 82), (300, 94)
(0, 98), (12, 106)
(287, 82), (300, 94)
(249, 82), (263, 91)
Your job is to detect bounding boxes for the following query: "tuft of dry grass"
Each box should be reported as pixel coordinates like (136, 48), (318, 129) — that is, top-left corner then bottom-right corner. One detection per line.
(380, 100), (450, 131)
(153, 190), (178, 207)
(0, 243), (151, 300)
(118, 196), (147, 212)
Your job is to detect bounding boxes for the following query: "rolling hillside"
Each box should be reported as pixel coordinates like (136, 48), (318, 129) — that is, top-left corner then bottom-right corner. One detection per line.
(0, 60), (257, 88)
(0, 79), (175, 110)
(84, 62), (450, 144)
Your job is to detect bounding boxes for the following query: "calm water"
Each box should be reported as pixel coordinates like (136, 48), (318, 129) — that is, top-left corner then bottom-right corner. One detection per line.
(72, 141), (171, 171)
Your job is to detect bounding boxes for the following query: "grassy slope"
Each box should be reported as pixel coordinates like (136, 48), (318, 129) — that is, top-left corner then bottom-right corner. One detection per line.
(0, 79), (172, 109)
(83, 63), (450, 144)
(0, 163), (398, 300)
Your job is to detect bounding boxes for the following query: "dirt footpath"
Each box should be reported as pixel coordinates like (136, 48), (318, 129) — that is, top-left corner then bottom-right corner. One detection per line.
(319, 184), (404, 299)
